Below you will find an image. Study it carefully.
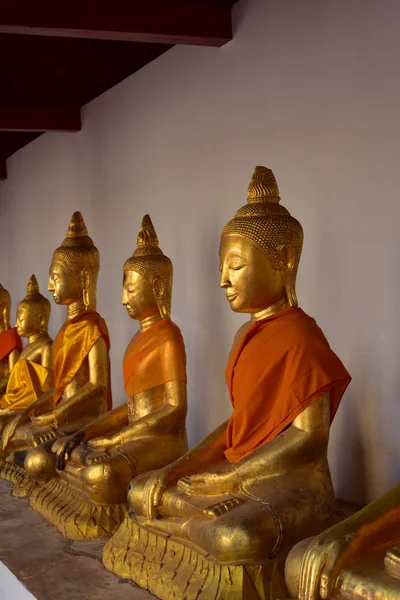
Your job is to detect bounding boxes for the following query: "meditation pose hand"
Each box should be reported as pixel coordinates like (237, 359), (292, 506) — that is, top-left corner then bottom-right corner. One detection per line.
(286, 484), (400, 600)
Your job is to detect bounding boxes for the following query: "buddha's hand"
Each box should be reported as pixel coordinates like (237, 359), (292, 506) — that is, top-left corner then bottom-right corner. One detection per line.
(131, 466), (177, 518)
(2, 414), (22, 450)
(54, 431), (85, 470)
(0, 408), (10, 416)
(298, 526), (354, 600)
(177, 465), (240, 496)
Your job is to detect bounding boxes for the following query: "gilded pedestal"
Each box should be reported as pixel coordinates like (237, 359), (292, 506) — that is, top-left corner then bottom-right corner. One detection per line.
(103, 516), (288, 600)
(30, 479), (126, 539)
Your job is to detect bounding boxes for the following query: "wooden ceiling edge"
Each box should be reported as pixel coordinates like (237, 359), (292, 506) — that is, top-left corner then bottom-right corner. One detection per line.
(0, 159), (7, 181)
(0, 107), (81, 132)
(0, 1), (233, 47)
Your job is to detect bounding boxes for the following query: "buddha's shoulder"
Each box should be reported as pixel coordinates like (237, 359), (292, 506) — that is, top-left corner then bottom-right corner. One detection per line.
(270, 309), (328, 350)
(160, 320), (185, 348)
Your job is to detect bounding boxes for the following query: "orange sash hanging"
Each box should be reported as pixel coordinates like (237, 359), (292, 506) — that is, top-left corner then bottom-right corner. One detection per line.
(0, 328), (22, 361)
(224, 307), (351, 463)
(123, 319), (186, 398)
(52, 311), (112, 410)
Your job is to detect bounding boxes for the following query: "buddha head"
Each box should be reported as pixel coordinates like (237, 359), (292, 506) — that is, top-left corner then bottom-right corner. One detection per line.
(0, 283), (11, 330)
(16, 275), (51, 338)
(122, 215), (173, 321)
(48, 212), (99, 310)
(220, 166), (303, 314)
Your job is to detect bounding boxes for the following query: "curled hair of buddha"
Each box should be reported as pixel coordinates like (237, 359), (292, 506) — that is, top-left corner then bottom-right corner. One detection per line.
(51, 212), (100, 286)
(222, 166), (304, 306)
(18, 275), (51, 332)
(0, 283), (11, 317)
(124, 215), (173, 318)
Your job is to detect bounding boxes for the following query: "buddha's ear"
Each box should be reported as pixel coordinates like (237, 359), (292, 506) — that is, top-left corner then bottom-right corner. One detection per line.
(38, 312), (46, 334)
(80, 267), (90, 290)
(152, 276), (165, 300)
(278, 244), (296, 272)
(2, 305), (8, 327)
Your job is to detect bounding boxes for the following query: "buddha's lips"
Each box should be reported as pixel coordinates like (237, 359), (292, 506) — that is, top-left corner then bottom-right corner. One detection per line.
(226, 293), (238, 302)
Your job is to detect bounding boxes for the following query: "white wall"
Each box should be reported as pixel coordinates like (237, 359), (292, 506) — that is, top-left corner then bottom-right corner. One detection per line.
(1, 0), (399, 506)
(0, 563), (35, 600)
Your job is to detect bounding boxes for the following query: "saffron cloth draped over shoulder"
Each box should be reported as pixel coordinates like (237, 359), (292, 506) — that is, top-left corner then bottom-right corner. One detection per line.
(52, 311), (112, 410)
(1, 359), (51, 410)
(123, 318), (186, 397)
(0, 328), (22, 361)
(224, 307), (351, 462)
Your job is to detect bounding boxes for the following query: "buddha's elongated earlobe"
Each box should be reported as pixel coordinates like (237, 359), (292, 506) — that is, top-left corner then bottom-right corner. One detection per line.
(279, 244), (298, 307)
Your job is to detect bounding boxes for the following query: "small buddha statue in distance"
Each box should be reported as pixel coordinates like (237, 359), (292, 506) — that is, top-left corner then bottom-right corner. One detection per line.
(0, 283), (22, 398)
(0, 275), (52, 436)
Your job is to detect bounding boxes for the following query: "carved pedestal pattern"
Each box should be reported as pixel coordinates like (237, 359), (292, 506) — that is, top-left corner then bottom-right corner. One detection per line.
(103, 514), (289, 600)
(30, 479), (127, 539)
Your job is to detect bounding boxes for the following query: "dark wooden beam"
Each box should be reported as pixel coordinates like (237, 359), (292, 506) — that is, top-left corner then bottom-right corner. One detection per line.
(0, 107), (81, 132)
(0, 1), (232, 47)
(0, 159), (6, 181)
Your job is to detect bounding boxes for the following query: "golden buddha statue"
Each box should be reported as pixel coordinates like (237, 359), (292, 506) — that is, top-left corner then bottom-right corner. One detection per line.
(25, 214), (188, 539)
(1, 212), (111, 495)
(0, 283), (22, 398)
(285, 485), (400, 599)
(103, 167), (352, 600)
(0, 275), (52, 436)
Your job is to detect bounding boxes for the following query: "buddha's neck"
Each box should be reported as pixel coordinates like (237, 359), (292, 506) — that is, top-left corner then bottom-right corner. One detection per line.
(139, 314), (162, 332)
(251, 298), (290, 322)
(67, 299), (96, 320)
(27, 332), (47, 345)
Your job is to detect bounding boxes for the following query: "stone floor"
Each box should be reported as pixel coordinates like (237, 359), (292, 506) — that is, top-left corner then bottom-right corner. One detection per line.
(0, 481), (155, 600)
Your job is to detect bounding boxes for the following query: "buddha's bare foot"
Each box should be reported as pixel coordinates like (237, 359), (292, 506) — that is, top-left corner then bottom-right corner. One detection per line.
(31, 426), (58, 447)
(85, 452), (109, 465)
(177, 467), (240, 496)
(203, 497), (243, 517)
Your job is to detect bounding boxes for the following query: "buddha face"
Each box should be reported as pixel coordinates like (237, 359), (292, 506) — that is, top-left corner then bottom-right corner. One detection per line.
(122, 270), (159, 321)
(219, 235), (285, 313)
(48, 260), (82, 305)
(16, 307), (39, 338)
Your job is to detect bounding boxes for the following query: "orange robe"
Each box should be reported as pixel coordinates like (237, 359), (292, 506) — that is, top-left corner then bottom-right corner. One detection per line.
(123, 319), (186, 397)
(52, 311), (112, 410)
(225, 307), (351, 463)
(0, 328), (22, 361)
(1, 359), (51, 411)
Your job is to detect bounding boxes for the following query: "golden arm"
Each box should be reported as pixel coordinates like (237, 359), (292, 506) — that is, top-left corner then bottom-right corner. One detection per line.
(32, 337), (108, 428)
(91, 381), (188, 449)
(233, 393), (330, 482)
(298, 484), (400, 600)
